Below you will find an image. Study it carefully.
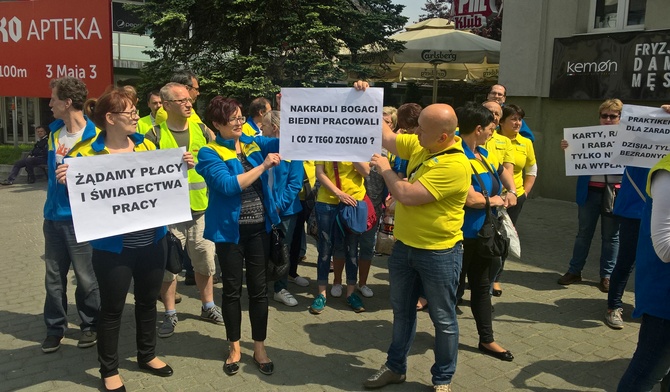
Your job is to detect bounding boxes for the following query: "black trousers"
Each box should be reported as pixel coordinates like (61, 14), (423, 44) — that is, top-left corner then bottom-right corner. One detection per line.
(92, 237), (166, 378)
(461, 238), (496, 344)
(289, 201), (309, 277)
(216, 223), (269, 342)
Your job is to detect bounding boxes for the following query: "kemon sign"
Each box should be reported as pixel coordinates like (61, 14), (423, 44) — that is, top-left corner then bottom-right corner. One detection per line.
(0, 0), (112, 98)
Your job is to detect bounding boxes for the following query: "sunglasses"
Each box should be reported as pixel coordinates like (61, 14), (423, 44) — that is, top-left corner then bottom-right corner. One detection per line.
(600, 114), (619, 120)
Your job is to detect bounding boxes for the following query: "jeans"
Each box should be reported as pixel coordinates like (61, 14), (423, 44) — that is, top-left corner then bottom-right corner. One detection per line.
(274, 213), (298, 293)
(289, 201), (309, 278)
(216, 222), (269, 342)
(7, 156), (46, 181)
(315, 202), (359, 286)
(92, 238), (166, 377)
(608, 217), (641, 310)
(568, 189), (620, 277)
(618, 314), (670, 392)
(43, 219), (99, 336)
(385, 240), (463, 386)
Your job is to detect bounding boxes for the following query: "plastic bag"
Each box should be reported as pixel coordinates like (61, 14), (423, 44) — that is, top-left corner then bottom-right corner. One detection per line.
(375, 197), (396, 255)
(498, 208), (520, 259)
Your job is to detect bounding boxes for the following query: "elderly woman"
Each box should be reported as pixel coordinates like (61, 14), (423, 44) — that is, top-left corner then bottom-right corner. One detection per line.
(261, 110), (305, 307)
(57, 86), (190, 391)
(558, 99), (622, 293)
(196, 97), (280, 376)
(457, 103), (514, 362)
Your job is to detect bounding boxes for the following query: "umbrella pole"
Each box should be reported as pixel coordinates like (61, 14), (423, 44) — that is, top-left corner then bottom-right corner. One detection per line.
(432, 63), (438, 104)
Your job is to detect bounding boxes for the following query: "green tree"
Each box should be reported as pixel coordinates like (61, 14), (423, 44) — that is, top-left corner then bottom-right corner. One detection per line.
(420, 0), (453, 21)
(131, 0), (407, 106)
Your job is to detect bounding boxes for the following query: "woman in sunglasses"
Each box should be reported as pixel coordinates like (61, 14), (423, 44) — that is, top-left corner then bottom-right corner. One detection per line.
(557, 99), (623, 293)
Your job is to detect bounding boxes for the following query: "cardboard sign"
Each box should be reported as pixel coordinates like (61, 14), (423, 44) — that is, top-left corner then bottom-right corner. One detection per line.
(563, 125), (624, 176)
(279, 87), (383, 162)
(66, 148), (192, 242)
(610, 104), (670, 168)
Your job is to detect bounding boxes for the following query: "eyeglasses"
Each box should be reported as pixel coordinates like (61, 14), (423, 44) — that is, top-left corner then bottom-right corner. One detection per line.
(165, 98), (193, 106)
(187, 85), (200, 93)
(111, 109), (140, 117)
(228, 116), (246, 124)
(600, 114), (619, 120)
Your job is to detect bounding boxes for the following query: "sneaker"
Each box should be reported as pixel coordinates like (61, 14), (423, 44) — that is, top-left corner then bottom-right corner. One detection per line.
(347, 293), (366, 313)
(0, 180), (13, 186)
(434, 384), (452, 392)
(158, 313), (178, 338)
(41, 335), (63, 353)
(358, 284), (374, 298)
(557, 272), (582, 285)
(201, 305), (225, 325)
(157, 292), (182, 304)
(606, 308), (624, 329)
(184, 274), (196, 286)
(309, 294), (327, 314)
(288, 275), (310, 287)
(330, 284), (343, 298)
(363, 364), (406, 389)
(274, 289), (298, 307)
(77, 331), (97, 348)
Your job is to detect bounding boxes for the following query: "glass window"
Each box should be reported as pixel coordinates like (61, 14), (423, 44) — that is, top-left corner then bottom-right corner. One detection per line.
(589, 0), (646, 32)
(594, 0), (619, 29)
(626, 0), (645, 26)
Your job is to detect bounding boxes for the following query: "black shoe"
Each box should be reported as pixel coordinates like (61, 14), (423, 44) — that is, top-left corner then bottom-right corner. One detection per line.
(223, 360), (240, 376)
(478, 343), (514, 362)
(138, 361), (174, 377)
(77, 331), (97, 348)
(41, 335), (63, 353)
(27, 176), (36, 184)
(491, 289), (503, 297)
(253, 354), (274, 375)
(0, 180), (13, 186)
(101, 377), (126, 392)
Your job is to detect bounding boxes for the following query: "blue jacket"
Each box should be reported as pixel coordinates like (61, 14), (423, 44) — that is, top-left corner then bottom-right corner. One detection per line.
(575, 176), (591, 206)
(519, 119), (535, 142)
(613, 166), (649, 220)
(84, 132), (167, 253)
(43, 117), (99, 221)
(272, 159), (304, 217)
(196, 133), (281, 244)
(461, 141), (502, 239)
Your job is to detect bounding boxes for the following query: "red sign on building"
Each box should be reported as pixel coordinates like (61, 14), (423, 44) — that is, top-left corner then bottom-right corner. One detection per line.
(0, 0), (113, 98)
(453, 0), (500, 30)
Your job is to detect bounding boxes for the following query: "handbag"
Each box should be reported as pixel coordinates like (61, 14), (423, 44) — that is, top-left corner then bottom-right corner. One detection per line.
(266, 226), (290, 281)
(601, 175), (619, 216)
(470, 160), (510, 259)
(332, 162), (377, 235)
(498, 208), (520, 259)
(165, 231), (185, 274)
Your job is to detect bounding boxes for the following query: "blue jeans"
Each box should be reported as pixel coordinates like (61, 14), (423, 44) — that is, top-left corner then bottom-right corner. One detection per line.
(618, 314), (670, 391)
(608, 217), (641, 310)
(568, 189), (620, 278)
(43, 219), (100, 336)
(315, 202), (359, 286)
(385, 240), (463, 386)
(274, 213), (298, 293)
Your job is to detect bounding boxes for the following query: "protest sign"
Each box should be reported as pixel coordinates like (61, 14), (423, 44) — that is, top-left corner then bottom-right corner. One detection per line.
(66, 148), (192, 242)
(279, 87), (383, 161)
(610, 104), (670, 168)
(563, 125), (624, 176)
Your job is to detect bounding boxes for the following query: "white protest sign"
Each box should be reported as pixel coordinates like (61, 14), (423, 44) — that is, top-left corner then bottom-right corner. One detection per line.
(279, 87), (383, 161)
(610, 104), (670, 168)
(563, 125), (624, 176)
(66, 148), (192, 242)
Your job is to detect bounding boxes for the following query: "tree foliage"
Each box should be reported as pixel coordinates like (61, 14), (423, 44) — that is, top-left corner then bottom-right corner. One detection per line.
(130, 0), (407, 106)
(419, 0), (453, 22)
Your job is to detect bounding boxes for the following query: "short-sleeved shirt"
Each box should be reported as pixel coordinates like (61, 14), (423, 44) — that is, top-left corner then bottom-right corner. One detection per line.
(393, 134), (472, 250)
(505, 133), (536, 195)
(485, 131), (514, 170)
(315, 161), (366, 205)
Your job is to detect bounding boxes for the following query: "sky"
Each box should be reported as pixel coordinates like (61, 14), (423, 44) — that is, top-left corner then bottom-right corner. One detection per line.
(395, 0), (424, 27)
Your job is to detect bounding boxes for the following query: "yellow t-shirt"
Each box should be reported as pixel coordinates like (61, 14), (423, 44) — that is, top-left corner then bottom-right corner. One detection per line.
(485, 131), (514, 167)
(393, 134), (472, 250)
(505, 133), (536, 195)
(299, 160), (316, 200)
(316, 161), (366, 205)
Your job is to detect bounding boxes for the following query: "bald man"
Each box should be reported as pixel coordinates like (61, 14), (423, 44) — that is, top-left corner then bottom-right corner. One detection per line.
(365, 99), (472, 391)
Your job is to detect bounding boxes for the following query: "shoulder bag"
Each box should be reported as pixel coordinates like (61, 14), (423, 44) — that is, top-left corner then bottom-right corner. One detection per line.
(470, 158), (510, 259)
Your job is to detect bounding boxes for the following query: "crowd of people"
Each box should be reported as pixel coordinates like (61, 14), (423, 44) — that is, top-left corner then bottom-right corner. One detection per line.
(23, 72), (670, 392)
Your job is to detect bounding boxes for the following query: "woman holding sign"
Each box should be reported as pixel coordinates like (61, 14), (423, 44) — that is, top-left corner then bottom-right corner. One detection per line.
(56, 86), (194, 392)
(196, 96), (280, 376)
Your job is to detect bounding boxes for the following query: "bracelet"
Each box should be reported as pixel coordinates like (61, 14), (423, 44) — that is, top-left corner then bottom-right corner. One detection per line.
(507, 190), (517, 196)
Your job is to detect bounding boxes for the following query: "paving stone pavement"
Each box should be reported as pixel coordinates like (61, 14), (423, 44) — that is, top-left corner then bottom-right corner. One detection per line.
(0, 179), (653, 391)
